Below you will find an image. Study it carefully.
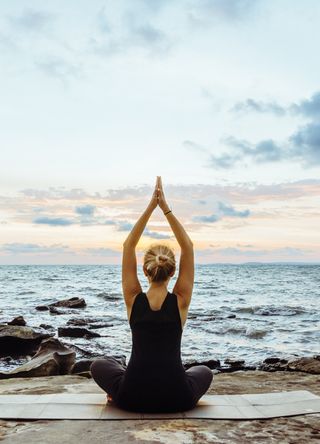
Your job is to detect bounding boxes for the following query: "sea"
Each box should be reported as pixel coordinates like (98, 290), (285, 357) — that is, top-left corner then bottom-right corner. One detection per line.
(0, 264), (319, 371)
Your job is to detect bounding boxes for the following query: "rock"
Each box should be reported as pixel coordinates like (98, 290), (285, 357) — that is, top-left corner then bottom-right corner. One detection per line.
(227, 314), (236, 318)
(71, 359), (94, 374)
(287, 357), (320, 374)
(50, 297), (86, 309)
(58, 327), (101, 338)
(224, 358), (246, 369)
(66, 318), (114, 329)
(67, 319), (88, 326)
(0, 337), (76, 379)
(263, 357), (282, 364)
(35, 305), (49, 311)
(39, 324), (54, 330)
(259, 358), (289, 372)
(184, 359), (220, 370)
(7, 316), (26, 326)
(0, 324), (53, 358)
(49, 306), (63, 315)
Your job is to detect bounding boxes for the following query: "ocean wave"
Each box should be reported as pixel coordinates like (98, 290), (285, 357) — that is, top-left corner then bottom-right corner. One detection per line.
(245, 327), (268, 339)
(17, 291), (36, 295)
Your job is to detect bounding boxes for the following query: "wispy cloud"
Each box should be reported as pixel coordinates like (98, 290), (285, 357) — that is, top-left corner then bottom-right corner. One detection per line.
(84, 247), (121, 256)
(231, 98), (287, 116)
(143, 228), (172, 239)
(0, 243), (71, 254)
(33, 216), (74, 226)
(75, 204), (96, 216)
(193, 201), (250, 223)
(198, 90), (320, 169)
(187, 0), (262, 26)
(7, 8), (56, 33)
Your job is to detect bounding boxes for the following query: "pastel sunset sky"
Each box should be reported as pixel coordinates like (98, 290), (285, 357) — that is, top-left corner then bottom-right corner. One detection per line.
(1, 0), (320, 264)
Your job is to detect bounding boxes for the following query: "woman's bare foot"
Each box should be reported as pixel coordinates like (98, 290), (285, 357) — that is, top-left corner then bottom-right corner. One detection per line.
(106, 394), (114, 404)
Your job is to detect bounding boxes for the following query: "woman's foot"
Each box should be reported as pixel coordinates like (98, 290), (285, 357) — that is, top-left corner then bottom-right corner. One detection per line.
(106, 394), (114, 404)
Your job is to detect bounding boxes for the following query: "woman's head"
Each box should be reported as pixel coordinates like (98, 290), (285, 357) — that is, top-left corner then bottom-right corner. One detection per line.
(143, 243), (176, 283)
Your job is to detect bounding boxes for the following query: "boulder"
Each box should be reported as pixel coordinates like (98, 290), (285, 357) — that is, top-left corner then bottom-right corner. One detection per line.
(0, 324), (53, 358)
(0, 337), (76, 379)
(259, 358), (289, 372)
(184, 359), (221, 370)
(287, 357), (320, 374)
(58, 327), (101, 338)
(7, 316), (26, 326)
(50, 297), (86, 309)
(35, 305), (49, 311)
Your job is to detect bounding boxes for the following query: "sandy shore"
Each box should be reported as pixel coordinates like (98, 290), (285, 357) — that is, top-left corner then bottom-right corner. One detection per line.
(1, 370), (320, 443)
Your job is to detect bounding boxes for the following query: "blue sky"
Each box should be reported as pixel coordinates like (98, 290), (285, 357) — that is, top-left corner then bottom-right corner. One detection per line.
(1, 0), (320, 264)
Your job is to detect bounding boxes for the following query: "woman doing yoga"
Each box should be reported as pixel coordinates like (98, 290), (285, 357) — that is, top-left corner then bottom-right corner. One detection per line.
(90, 176), (213, 413)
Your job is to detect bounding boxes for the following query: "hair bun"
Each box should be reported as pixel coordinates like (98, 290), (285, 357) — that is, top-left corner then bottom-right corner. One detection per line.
(156, 254), (168, 265)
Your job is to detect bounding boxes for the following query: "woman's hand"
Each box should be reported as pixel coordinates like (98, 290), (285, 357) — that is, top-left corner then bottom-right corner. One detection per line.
(157, 176), (170, 213)
(147, 176), (159, 211)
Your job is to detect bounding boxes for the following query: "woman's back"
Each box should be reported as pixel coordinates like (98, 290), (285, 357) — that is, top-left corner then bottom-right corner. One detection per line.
(116, 291), (195, 412)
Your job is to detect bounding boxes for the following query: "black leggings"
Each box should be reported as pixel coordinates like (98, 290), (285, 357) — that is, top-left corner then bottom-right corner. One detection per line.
(90, 356), (213, 409)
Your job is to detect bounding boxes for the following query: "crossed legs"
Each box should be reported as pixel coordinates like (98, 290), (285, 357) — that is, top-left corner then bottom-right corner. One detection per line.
(90, 356), (126, 403)
(185, 365), (214, 405)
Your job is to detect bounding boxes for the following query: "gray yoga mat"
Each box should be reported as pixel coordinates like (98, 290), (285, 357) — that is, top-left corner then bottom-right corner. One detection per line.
(0, 390), (319, 420)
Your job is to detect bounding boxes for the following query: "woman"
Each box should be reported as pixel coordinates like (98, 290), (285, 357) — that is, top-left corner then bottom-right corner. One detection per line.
(90, 176), (213, 413)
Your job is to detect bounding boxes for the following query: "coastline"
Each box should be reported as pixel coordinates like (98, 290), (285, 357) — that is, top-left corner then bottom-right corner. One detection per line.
(1, 370), (319, 443)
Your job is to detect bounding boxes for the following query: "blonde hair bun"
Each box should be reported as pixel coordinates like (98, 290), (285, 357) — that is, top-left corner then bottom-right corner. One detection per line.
(144, 244), (175, 283)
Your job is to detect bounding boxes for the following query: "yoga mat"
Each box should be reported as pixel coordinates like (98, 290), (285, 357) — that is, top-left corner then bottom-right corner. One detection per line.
(0, 390), (319, 420)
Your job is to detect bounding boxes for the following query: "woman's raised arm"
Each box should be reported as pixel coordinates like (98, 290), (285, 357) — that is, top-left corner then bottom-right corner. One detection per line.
(157, 177), (194, 306)
(122, 178), (158, 304)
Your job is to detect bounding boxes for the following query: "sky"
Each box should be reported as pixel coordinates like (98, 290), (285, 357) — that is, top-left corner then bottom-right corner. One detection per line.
(1, 0), (320, 264)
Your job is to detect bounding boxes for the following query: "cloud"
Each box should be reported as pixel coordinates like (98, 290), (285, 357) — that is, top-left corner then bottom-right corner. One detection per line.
(34, 56), (82, 83)
(231, 98), (286, 116)
(143, 228), (172, 239)
(203, 246), (312, 257)
(85, 247), (121, 256)
(289, 122), (320, 166)
(218, 202), (250, 217)
(21, 187), (99, 200)
(0, 243), (70, 254)
(193, 214), (220, 223)
(8, 8), (56, 33)
(33, 216), (74, 226)
(231, 91), (320, 119)
(187, 0), (261, 26)
(117, 221), (135, 231)
(75, 204), (96, 216)
(290, 91), (320, 118)
(193, 201), (250, 223)
(89, 3), (172, 58)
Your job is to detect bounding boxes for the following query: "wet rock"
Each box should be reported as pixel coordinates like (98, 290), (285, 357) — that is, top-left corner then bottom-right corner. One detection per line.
(7, 316), (26, 326)
(0, 324), (53, 358)
(67, 319), (88, 326)
(287, 357), (320, 374)
(49, 306), (63, 315)
(264, 357), (282, 364)
(71, 359), (94, 374)
(0, 337), (76, 379)
(224, 358), (246, 370)
(227, 314), (236, 318)
(35, 305), (49, 311)
(50, 297), (86, 309)
(58, 327), (101, 338)
(259, 358), (289, 372)
(184, 359), (221, 370)
(39, 324), (54, 330)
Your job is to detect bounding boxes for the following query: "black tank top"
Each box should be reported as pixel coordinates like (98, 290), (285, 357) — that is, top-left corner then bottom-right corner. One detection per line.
(116, 291), (195, 413)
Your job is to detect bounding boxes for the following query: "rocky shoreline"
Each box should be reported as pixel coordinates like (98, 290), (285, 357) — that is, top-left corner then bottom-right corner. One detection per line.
(1, 296), (320, 379)
(1, 371), (320, 443)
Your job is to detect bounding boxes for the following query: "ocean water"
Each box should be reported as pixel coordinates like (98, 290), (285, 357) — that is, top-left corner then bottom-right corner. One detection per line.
(0, 264), (319, 371)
